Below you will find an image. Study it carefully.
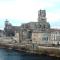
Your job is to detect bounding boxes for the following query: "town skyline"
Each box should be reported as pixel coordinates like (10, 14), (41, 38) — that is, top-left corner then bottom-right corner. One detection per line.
(0, 0), (60, 30)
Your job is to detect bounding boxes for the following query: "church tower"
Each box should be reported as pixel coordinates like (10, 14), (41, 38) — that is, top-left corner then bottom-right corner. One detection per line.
(37, 10), (50, 31)
(38, 10), (46, 22)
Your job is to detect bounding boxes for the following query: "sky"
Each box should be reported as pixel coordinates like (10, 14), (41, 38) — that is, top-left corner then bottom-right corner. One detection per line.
(0, 0), (60, 30)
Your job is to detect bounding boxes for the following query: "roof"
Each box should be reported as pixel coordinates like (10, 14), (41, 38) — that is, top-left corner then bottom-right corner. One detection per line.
(50, 29), (60, 32)
(33, 29), (50, 33)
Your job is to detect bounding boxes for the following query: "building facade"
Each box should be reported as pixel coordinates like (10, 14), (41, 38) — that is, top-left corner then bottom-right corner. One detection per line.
(50, 29), (60, 45)
(4, 19), (15, 36)
(0, 30), (4, 37)
(19, 10), (50, 43)
(3, 10), (60, 45)
(32, 31), (50, 44)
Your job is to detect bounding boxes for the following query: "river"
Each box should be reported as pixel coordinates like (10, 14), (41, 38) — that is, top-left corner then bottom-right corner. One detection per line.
(0, 48), (59, 60)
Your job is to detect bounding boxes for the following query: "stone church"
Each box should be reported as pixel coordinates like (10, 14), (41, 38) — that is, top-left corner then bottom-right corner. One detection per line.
(19, 10), (50, 44)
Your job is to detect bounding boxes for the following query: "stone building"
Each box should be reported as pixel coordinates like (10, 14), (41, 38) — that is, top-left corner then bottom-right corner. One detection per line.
(0, 30), (4, 37)
(21, 10), (50, 31)
(50, 29), (60, 45)
(4, 19), (15, 36)
(38, 10), (46, 22)
(32, 31), (50, 44)
(20, 10), (50, 43)
(3, 10), (50, 44)
(3, 10), (60, 45)
(37, 10), (50, 31)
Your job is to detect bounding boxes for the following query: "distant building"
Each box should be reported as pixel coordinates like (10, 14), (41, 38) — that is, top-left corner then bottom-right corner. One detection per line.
(21, 10), (50, 31)
(38, 10), (46, 22)
(4, 19), (15, 36)
(20, 10), (50, 42)
(50, 29), (60, 45)
(13, 26), (20, 32)
(0, 30), (4, 37)
(37, 10), (50, 31)
(32, 31), (50, 45)
(3, 10), (60, 45)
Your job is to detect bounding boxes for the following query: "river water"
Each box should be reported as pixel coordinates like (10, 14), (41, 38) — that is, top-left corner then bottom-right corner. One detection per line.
(0, 48), (59, 60)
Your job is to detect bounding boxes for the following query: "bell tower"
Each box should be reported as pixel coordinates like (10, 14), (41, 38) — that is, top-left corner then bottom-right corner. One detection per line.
(38, 10), (46, 22)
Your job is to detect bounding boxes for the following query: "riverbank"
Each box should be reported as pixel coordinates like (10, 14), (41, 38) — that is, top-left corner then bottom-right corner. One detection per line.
(0, 42), (60, 58)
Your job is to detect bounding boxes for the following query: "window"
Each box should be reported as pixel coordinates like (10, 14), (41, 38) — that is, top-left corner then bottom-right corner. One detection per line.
(44, 25), (45, 28)
(42, 37), (48, 41)
(40, 25), (41, 28)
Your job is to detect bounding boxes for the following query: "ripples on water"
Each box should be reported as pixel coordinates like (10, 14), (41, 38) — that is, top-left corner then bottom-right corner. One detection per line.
(0, 48), (59, 60)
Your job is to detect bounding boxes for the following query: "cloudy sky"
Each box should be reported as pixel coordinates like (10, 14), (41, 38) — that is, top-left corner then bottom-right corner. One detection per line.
(0, 0), (60, 29)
